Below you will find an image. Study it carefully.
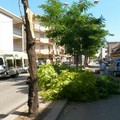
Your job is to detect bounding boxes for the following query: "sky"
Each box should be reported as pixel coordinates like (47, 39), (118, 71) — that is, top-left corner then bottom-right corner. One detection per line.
(0, 0), (120, 42)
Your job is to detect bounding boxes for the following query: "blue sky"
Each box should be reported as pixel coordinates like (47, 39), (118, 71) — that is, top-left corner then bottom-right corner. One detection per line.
(0, 0), (120, 42)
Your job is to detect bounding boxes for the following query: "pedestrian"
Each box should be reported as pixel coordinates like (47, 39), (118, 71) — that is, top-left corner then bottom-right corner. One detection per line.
(99, 59), (107, 75)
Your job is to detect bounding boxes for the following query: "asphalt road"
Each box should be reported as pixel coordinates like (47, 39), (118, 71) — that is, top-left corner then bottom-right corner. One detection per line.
(0, 73), (29, 119)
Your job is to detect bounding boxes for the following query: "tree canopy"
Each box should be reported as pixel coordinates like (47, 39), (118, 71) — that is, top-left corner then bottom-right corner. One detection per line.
(38, 0), (112, 65)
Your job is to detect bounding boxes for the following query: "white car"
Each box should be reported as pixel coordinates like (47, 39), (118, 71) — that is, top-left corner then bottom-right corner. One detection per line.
(107, 60), (120, 77)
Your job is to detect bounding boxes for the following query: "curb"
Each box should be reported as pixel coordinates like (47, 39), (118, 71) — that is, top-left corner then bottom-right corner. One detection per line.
(43, 99), (68, 120)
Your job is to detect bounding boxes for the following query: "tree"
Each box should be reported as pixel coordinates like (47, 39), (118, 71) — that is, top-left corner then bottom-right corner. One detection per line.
(21, 0), (38, 117)
(81, 15), (109, 66)
(38, 0), (111, 68)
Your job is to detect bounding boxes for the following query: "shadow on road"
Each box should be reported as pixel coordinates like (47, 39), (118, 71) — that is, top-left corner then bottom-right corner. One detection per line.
(0, 114), (8, 119)
(0, 73), (29, 81)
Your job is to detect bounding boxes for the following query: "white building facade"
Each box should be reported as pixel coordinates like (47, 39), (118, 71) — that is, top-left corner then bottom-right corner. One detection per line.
(0, 7), (24, 53)
(0, 7), (69, 64)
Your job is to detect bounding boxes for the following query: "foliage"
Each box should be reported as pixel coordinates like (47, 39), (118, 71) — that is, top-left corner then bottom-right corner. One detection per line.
(38, 0), (112, 61)
(37, 64), (120, 102)
(40, 70), (77, 100)
(37, 64), (58, 90)
(52, 63), (78, 74)
(96, 75), (120, 98)
(60, 70), (98, 102)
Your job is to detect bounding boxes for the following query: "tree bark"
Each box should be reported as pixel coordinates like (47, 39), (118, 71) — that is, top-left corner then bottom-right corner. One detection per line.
(84, 55), (89, 67)
(76, 54), (79, 70)
(21, 0), (38, 117)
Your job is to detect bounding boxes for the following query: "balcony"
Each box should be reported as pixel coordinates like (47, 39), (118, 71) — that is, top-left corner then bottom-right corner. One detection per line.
(35, 38), (40, 43)
(40, 38), (53, 45)
(14, 45), (22, 51)
(13, 28), (22, 39)
(34, 24), (48, 33)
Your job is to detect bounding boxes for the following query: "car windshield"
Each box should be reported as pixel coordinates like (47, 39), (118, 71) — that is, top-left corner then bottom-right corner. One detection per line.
(0, 58), (3, 65)
(117, 62), (120, 67)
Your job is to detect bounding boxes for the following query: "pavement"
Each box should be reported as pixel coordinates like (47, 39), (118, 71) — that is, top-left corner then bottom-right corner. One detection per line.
(2, 96), (68, 120)
(58, 95), (120, 120)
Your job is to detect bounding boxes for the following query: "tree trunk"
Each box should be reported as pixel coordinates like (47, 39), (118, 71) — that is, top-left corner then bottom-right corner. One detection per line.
(84, 55), (89, 67)
(76, 54), (79, 70)
(21, 0), (38, 117)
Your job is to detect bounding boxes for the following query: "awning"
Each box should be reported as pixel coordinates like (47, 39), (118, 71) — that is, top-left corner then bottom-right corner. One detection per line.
(12, 51), (28, 59)
(0, 51), (28, 59)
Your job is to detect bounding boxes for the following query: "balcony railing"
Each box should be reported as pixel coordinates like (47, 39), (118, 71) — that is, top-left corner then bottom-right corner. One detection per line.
(14, 45), (22, 51)
(13, 28), (22, 36)
(34, 24), (48, 32)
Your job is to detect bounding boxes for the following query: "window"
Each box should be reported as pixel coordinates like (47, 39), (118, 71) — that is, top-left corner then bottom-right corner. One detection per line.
(7, 59), (14, 68)
(117, 62), (120, 67)
(0, 58), (3, 65)
(24, 59), (28, 67)
(16, 59), (22, 67)
(40, 45), (44, 50)
(40, 34), (45, 38)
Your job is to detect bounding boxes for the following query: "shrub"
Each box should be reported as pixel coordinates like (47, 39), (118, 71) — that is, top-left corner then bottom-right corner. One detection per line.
(39, 69), (98, 102)
(37, 64), (120, 102)
(73, 71), (98, 102)
(96, 75), (120, 99)
(40, 70), (77, 100)
(37, 64), (58, 90)
(52, 64), (76, 74)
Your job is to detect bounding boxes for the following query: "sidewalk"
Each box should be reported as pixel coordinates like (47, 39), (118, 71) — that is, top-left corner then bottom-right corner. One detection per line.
(58, 95), (120, 120)
(3, 96), (68, 120)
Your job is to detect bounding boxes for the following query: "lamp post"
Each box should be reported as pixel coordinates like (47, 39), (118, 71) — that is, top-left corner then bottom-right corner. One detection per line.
(64, 0), (99, 6)
(94, 0), (99, 4)
(63, 1), (68, 6)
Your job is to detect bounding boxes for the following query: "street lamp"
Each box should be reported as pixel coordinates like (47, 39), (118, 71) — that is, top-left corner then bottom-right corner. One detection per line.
(94, 0), (99, 4)
(64, 0), (99, 6)
(63, 2), (68, 6)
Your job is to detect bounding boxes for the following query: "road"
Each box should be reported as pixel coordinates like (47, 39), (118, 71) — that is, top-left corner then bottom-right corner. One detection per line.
(88, 60), (100, 72)
(0, 73), (29, 119)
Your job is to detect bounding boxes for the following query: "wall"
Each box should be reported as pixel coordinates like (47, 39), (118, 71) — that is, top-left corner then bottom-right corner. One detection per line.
(0, 12), (13, 51)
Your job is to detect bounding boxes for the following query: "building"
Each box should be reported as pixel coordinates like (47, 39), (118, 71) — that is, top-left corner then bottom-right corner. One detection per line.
(105, 42), (120, 60)
(33, 17), (68, 64)
(0, 7), (25, 53)
(110, 43), (120, 59)
(34, 18), (54, 63)
(0, 7), (29, 74)
(0, 7), (68, 64)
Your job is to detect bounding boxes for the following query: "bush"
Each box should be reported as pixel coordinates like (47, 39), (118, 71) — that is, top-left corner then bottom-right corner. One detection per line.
(40, 70), (77, 100)
(96, 75), (120, 98)
(73, 71), (98, 102)
(37, 64), (120, 102)
(37, 64), (58, 90)
(52, 64), (76, 74)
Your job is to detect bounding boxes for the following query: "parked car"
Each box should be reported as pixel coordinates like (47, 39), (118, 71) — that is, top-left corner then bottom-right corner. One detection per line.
(107, 60), (120, 77)
(104, 60), (110, 66)
(37, 59), (45, 68)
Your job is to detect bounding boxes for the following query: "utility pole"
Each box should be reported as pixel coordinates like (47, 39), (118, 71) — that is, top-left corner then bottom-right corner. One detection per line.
(21, 0), (38, 117)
